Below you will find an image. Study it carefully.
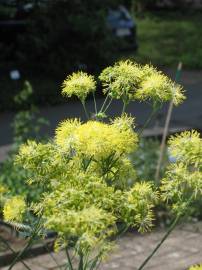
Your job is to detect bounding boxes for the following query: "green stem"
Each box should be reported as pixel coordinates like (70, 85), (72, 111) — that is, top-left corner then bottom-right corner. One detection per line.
(81, 100), (89, 120)
(138, 107), (159, 136)
(99, 94), (109, 113)
(122, 101), (127, 114)
(65, 248), (74, 270)
(78, 253), (84, 270)
(41, 239), (62, 270)
(103, 98), (113, 113)
(137, 215), (181, 270)
(8, 217), (41, 270)
(89, 254), (101, 270)
(155, 62), (182, 182)
(0, 235), (31, 270)
(93, 92), (98, 115)
(8, 235), (35, 270)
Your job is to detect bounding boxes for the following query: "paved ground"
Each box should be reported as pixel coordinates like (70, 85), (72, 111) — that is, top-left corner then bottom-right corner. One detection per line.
(0, 69), (202, 147)
(2, 223), (202, 270)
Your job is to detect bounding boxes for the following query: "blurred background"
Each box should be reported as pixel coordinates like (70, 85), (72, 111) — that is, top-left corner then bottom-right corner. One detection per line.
(0, 3), (202, 268)
(0, 0), (202, 146)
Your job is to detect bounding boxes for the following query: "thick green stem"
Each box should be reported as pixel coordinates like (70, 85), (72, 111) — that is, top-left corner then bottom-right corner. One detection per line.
(0, 235), (31, 270)
(122, 101), (127, 114)
(78, 253), (84, 270)
(137, 215), (180, 270)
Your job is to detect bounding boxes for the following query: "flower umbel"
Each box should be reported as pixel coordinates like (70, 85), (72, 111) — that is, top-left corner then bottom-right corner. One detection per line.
(62, 72), (96, 102)
(55, 116), (138, 159)
(161, 130), (202, 215)
(99, 60), (142, 103)
(168, 130), (202, 168)
(3, 196), (26, 222)
(135, 65), (185, 105)
(99, 61), (185, 106)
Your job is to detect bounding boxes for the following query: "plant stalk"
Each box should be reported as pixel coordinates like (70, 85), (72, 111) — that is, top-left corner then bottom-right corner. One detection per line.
(155, 62), (182, 182)
(78, 253), (84, 270)
(122, 101), (127, 114)
(93, 92), (97, 115)
(81, 100), (89, 120)
(103, 98), (113, 113)
(65, 248), (74, 270)
(138, 107), (159, 136)
(8, 217), (41, 270)
(99, 94), (109, 113)
(0, 235), (31, 270)
(137, 214), (180, 270)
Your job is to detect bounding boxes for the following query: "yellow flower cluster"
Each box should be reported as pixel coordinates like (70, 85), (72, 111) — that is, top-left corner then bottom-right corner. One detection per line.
(16, 110), (158, 254)
(99, 60), (142, 102)
(125, 182), (158, 232)
(55, 118), (81, 148)
(32, 170), (158, 252)
(168, 130), (202, 168)
(62, 72), (96, 102)
(135, 69), (184, 105)
(3, 196), (26, 222)
(0, 185), (7, 194)
(55, 115), (138, 159)
(99, 60), (185, 105)
(161, 130), (202, 215)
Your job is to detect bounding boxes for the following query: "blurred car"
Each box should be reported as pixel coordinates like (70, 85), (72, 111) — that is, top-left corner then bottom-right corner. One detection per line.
(107, 5), (138, 50)
(0, 1), (138, 50)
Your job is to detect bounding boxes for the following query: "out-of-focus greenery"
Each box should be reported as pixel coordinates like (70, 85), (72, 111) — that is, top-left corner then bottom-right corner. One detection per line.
(131, 138), (168, 182)
(0, 81), (48, 202)
(12, 81), (49, 147)
(132, 11), (202, 69)
(14, 0), (121, 75)
(0, 75), (63, 111)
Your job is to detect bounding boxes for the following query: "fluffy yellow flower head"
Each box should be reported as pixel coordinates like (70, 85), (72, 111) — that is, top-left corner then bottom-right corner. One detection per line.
(0, 185), (7, 194)
(55, 116), (138, 159)
(3, 196), (26, 222)
(99, 60), (142, 101)
(125, 182), (158, 232)
(62, 72), (96, 101)
(168, 130), (202, 168)
(99, 61), (185, 105)
(55, 118), (81, 148)
(135, 67), (185, 105)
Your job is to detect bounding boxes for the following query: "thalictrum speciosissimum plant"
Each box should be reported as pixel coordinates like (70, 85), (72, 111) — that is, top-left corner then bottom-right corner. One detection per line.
(2, 60), (201, 270)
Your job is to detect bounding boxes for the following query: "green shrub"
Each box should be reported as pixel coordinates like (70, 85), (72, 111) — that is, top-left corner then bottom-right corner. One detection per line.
(131, 138), (168, 182)
(16, 0), (121, 76)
